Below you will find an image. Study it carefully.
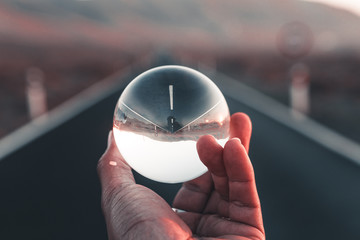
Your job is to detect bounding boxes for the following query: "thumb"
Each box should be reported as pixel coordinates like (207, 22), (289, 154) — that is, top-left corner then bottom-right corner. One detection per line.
(97, 131), (135, 193)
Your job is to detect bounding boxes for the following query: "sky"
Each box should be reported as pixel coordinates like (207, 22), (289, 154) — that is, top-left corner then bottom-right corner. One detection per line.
(74, 0), (360, 17)
(304, 0), (360, 17)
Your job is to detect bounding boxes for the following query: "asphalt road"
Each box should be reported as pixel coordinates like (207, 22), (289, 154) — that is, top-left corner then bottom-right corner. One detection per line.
(0, 77), (359, 240)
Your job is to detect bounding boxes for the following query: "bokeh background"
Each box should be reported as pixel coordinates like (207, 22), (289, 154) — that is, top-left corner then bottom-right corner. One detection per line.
(1, 0), (360, 140)
(0, 1), (359, 240)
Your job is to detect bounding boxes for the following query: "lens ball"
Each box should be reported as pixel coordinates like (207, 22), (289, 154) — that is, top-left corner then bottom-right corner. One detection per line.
(113, 65), (230, 183)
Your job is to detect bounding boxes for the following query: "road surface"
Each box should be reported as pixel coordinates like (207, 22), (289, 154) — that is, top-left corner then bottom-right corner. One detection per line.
(0, 70), (359, 240)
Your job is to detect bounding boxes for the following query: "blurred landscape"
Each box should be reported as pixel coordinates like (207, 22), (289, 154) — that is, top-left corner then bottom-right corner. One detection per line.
(1, 0), (360, 143)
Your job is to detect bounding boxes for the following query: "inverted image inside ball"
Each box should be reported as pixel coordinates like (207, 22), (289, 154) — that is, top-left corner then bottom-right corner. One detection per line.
(113, 65), (230, 183)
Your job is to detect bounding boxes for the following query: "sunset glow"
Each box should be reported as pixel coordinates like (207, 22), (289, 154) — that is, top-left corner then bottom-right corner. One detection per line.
(304, 0), (360, 17)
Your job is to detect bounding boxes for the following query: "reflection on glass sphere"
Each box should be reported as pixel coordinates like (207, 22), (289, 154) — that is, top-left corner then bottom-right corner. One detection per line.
(113, 65), (230, 183)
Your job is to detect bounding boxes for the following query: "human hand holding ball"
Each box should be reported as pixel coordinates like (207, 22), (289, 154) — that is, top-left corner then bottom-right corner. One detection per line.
(97, 66), (265, 239)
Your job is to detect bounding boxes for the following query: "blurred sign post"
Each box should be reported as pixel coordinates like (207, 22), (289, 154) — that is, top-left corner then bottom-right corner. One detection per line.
(277, 21), (313, 119)
(26, 67), (47, 119)
(290, 63), (310, 118)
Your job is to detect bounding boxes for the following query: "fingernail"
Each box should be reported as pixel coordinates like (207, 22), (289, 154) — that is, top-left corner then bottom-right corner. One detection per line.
(231, 137), (241, 143)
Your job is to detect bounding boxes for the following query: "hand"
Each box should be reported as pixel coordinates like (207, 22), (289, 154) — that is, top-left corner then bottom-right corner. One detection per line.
(97, 113), (265, 240)
(173, 113), (265, 239)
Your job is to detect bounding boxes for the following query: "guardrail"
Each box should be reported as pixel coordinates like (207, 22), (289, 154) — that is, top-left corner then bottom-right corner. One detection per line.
(0, 62), (137, 161)
(211, 71), (360, 167)
(1, 61), (359, 168)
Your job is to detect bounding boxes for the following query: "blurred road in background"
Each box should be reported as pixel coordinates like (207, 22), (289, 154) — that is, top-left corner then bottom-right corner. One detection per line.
(1, 1), (360, 239)
(0, 64), (359, 240)
(1, 0), (360, 143)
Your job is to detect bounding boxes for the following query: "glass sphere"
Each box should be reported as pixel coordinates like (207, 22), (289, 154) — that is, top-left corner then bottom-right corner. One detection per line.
(113, 65), (230, 183)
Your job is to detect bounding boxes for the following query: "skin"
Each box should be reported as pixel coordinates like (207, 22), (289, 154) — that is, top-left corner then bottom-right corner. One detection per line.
(97, 113), (265, 240)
